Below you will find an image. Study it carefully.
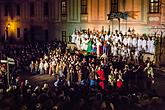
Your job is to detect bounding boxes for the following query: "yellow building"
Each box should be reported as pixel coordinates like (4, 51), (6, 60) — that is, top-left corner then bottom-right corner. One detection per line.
(0, 0), (165, 42)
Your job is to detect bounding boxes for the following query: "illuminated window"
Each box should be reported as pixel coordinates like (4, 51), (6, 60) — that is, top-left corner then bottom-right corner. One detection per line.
(149, 0), (159, 13)
(81, 0), (88, 14)
(61, 1), (67, 15)
(61, 1), (67, 21)
(44, 2), (49, 17)
(30, 2), (34, 17)
(111, 0), (118, 13)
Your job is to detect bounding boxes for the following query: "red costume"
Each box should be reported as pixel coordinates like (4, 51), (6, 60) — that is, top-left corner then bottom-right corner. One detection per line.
(97, 69), (105, 89)
(117, 79), (123, 88)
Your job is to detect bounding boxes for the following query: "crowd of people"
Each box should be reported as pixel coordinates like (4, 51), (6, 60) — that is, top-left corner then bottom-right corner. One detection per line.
(71, 28), (156, 59)
(0, 28), (162, 110)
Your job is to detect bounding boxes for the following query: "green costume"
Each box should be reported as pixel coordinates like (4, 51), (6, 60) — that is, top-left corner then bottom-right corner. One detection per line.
(87, 40), (92, 53)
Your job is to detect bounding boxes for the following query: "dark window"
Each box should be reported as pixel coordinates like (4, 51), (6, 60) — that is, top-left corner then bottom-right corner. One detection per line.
(81, 0), (88, 14)
(17, 28), (20, 38)
(44, 2), (49, 17)
(16, 4), (20, 16)
(149, 0), (159, 13)
(111, 0), (118, 13)
(61, 1), (67, 15)
(4, 4), (8, 16)
(30, 2), (34, 17)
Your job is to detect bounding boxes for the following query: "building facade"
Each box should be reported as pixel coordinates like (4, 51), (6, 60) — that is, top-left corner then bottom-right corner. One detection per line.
(0, 0), (165, 42)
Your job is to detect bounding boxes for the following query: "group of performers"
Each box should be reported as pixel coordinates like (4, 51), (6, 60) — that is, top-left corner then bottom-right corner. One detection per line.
(71, 28), (156, 58)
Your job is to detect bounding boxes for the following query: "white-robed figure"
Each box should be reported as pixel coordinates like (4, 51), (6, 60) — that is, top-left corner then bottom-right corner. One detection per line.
(39, 61), (44, 74)
(118, 34), (122, 43)
(120, 45), (125, 56)
(134, 48), (140, 65)
(75, 34), (81, 50)
(133, 36), (138, 48)
(81, 37), (88, 51)
(147, 38), (151, 53)
(114, 34), (119, 44)
(105, 34), (109, 41)
(127, 47), (131, 57)
(127, 36), (133, 47)
(44, 61), (49, 74)
(150, 37), (155, 54)
(142, 38), (147, 52)
(138, 37), (143, 51)
(71, 32), (77, 43)
(96, 39), (102, 57)
(123, 36), (128, 46)
(113, 44), (118, 56)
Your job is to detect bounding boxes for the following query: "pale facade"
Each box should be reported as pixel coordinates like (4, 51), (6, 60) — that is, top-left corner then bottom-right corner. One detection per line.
(0, 0), (165, 41)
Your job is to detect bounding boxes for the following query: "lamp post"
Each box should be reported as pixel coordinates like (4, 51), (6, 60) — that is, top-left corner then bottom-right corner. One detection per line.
(5, 23), (10, 41)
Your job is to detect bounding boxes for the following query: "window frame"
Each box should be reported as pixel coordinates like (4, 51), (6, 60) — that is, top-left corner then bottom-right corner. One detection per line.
(61, 1), (67, 15)
(81, 0), (88, 14)
(149, 0), (160, 13)
(111, 0), (119, 13)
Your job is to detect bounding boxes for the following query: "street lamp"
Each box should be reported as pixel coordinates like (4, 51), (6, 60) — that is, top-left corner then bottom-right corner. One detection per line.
(5, 23), (10, 41)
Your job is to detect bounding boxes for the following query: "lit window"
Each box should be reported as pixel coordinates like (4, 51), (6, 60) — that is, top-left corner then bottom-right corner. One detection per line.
(149, 0), (159, 13)
(81, 0), (88, 14)
(61, 1), (67, 15)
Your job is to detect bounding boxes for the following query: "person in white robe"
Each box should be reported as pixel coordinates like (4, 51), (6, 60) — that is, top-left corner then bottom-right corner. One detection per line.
(150, 37), (155, 54)
(127, 47), (131, 57)
(30, 61), (35, 73)
(113, 45), (118, 56)
(134, 48), (140, 65)
(133, 37), (138, 48)
(44, 61), (49, 74)
(120, 45), (125, 56)
(71, 32), (76, 43)
(96, 40), (102, 57)
(138, 37), (142, 51)
(123, 37), (128, 46)
(105, 34), (109, 41)
(118, 34), (122, 43)
(123, 46), (128, 57)
(147, 38), (151, 53)
(75, 34), (81, 50)
(39, 61), (44, 74)
(142, 38), (147, 52)
(84, 38), (89, 51)
(127, 36), (133, 47)
(84, 33), (88, 39)
(114, 35), (119, 44)
(101, 34), (105, 41)
(52, 60), (56, 75)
